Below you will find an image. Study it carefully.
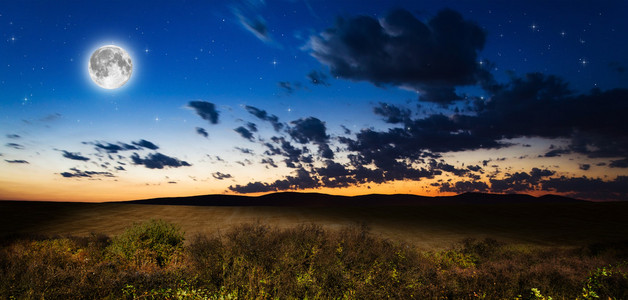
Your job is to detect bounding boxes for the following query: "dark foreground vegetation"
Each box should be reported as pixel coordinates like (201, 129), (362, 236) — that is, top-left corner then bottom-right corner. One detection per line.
(1, 219), (627, 299)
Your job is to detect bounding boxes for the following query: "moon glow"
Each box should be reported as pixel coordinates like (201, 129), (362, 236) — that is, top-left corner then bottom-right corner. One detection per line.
(88, 45), (133, 89)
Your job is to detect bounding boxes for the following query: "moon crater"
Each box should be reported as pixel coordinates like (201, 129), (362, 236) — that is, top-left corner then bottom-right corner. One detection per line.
(88, 45), (132, 89)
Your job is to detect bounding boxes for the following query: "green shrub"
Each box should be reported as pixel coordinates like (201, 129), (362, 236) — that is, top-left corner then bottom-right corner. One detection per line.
(581, 262), (628, 299)
(107, 219), (185, 269)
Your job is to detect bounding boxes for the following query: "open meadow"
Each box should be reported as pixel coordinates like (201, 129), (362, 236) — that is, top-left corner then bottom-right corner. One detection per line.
(2, 199), (628, 299)
(2, 200), (628, 249)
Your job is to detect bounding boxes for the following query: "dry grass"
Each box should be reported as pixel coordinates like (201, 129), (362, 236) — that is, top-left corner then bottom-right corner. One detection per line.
(2, 201), (628, 250)
(1, 220), (627, 299)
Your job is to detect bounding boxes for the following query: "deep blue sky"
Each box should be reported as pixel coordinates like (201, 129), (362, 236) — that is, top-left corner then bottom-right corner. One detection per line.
(1, 0), (627, 201)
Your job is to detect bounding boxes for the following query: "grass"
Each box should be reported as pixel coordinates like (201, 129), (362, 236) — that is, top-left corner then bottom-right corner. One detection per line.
(1, 219), (627, 299)
(3, 201), (628, 249)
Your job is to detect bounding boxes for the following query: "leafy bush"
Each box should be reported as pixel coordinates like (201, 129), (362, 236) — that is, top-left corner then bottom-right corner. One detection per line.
(107, 219), (185, 269)
(582, 262), (628, 299)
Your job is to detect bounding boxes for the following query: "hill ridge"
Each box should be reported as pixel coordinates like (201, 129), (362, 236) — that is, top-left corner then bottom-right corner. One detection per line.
(122, 192), (585, 207)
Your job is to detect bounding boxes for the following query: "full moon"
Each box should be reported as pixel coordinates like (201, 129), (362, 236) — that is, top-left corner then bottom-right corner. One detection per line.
(88, 45), (133, 89)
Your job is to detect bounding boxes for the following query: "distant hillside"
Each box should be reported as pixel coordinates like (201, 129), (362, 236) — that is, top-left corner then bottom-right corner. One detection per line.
(122, 192), (585, 207)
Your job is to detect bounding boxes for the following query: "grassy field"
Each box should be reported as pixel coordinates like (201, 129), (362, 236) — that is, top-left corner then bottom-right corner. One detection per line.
(2, 200), (628, 249)
(2, 200), (628, 299)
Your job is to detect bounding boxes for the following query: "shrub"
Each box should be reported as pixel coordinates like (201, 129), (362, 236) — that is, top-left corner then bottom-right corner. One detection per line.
(581, 262), (628, 299)
(107, 219), (185, 269)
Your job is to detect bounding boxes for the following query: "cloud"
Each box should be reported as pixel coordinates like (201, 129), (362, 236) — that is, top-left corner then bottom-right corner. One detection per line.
(541, 176), (628, 201)
(212, 172), (233, 180)
(132, 139), (159, 150)
(234, 126), (255, 141)
(289, 117), (333, 159)
(307, 70), (330, 86)
(609, 158), (628, 168)
(236, 12), (271, 43)
(308, 8), (487, 104)
(268, 136), (303, 168)
(229, 168), (319, 193)
(489, 168), (556, 193)
(246, 122), (258, 132)
(341, 73), (628, 166)
(261, 157), (278, 168)
(88, 141), (138, 153)
(40, 113), (61, 122)
(579, 164), (591, 171)
(60, 168), (114, 178)
(6, 134), (20, 139)
(235, 147), (254, 154)
(196, 127), (209, 138)
(130, 152), (191, 169)
(440, 181), (489, 193)
(245, 105), (284, 131)
(543, 147), (571, 157)
(5, 159), (29, 164)
(188, 101), (219, 124)
(5, 143), (24, 150)
(61, 150), (90, 161)
(278, 81), (295, 94)
(373, 103), (411, 124)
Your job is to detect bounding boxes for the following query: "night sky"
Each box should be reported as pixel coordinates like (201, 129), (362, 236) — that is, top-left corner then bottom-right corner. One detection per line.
(2, 0), (627, 202)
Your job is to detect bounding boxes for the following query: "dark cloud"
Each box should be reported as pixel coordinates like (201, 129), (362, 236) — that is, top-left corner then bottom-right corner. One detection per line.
(132, 139), (159, 150)
(245, 105), (284, 131)
(229, 168), (319, 193)
(309, 8), (487, 104)
(60, 168), (114, 178)
(261, 158), (278, 168)
(6, 134), (20, 139)
(115, 166), (125, 171)
(130, 152), (191, 169)
(235, 147), (254, 154)
(246, 122), (258, 132)
(340, 125), (351, 135)
(237, 12), (271, 43)
(429, 160), (469, 177)
(542, 145), (571, 157)
(5, 159), (29, 164)
(489, 168), (556, 193)
(373, 103), (411, 124)
(269, 136), (303, 168)
(307, 70), (330, 86)
(196, 127), (209, 138)
(440, 181), (489, 193)
(278, 81), (305, 94)
(467, 165), (483, 172)
(340, 73), (628, 171)
(579, 164), (591, 171)
(289, 117), (334, 159)
(212, 172), (233, 180)
(61, 150), (90, 161)
(234, 126), (254, 141)
(188, 101), (219, 124)
(609, 158), (628, 168)
(91, 142), (138, 153)
(5, 143), (24, 150)
(541, 176), (628, 201)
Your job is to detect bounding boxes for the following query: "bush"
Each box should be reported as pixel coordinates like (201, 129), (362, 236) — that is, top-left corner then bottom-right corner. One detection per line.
(107, 219), (185, 269)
